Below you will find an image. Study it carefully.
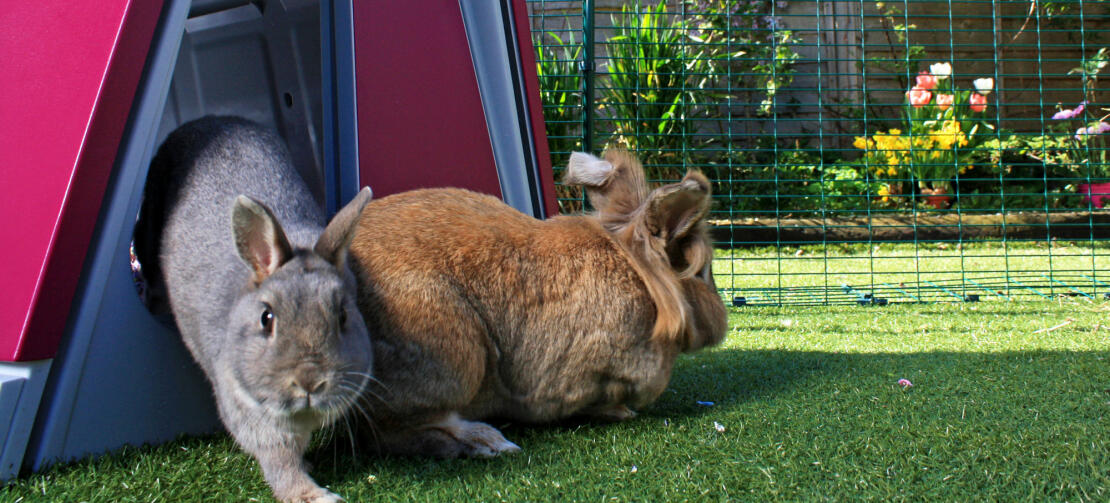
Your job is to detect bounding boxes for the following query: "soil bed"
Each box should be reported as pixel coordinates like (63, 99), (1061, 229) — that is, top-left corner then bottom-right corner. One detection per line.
(710, 211), (1110, 246)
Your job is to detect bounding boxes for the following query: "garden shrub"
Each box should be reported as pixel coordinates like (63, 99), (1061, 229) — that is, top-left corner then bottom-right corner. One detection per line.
(532, 1), (1107, 216)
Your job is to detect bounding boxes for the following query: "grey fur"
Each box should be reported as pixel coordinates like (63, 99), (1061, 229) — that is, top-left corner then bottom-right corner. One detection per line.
(138, 117), (373, 503)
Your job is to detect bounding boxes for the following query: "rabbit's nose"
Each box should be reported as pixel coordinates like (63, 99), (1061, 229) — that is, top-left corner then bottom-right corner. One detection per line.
(292, 370), (328, 395)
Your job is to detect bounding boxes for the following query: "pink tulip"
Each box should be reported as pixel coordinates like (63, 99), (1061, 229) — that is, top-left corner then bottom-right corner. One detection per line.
(915, 71), (938, 90)
(970, 92), (987, 112)
(936, 94), (954, 111)
(906, 87), (932, 108)
(1052, 101), (1087, 120)
(1076, 122), (1110, 140)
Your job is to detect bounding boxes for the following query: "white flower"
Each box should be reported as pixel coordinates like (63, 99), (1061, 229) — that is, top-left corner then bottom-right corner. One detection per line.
(930, 62), (952, 80)
(973, 77), (994, 96)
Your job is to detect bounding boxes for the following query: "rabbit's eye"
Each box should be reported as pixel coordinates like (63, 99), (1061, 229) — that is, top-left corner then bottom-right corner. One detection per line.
(260, 306), (275, 333)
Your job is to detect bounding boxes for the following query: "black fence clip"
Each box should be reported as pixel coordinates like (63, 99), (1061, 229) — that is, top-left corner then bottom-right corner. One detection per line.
(856, 293), (887, 306)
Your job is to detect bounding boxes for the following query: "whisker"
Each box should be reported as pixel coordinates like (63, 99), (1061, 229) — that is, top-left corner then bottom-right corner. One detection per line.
(353, 403), (383, 451)
(332, 419), (339, 474)
(342, 412), (357, 457)
(335, 379), (393, 412)
(336, 376), (390, 406)
(347, 398), (375, 427)
(342, 396), (381, 446)
(358, 389), (394, 412)
(342, 371), (391, 393)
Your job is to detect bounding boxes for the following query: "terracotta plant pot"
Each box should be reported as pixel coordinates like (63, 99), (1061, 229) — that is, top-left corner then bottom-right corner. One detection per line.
(919, 186), (952, 209)
(1077, 182), (1110, 209)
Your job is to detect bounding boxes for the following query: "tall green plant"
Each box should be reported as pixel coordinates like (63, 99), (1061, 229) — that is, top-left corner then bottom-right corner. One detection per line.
(685, 0), (800, 117)
(867, 1), (925, 90)
(534, 32), (583, 167)
(534, 31), (585, 213)
(600, 3), (715, 174)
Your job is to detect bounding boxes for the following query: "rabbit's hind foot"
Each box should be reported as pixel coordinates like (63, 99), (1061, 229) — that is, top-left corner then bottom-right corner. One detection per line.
(290, 486), (344, 503)
(383, 413), (520, 459)
(588, 404), (637, 422)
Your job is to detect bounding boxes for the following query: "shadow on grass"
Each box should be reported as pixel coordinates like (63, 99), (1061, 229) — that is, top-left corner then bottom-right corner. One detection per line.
(8, 345), (1105, 502)
(307, 345), (1110, 490)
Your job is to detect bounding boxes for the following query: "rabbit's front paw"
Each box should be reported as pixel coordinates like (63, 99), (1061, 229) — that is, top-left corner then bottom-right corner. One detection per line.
(291, 485), (344, 503)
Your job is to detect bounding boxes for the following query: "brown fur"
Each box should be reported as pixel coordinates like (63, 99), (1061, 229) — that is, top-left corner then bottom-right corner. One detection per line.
(348, 150), (728, 457)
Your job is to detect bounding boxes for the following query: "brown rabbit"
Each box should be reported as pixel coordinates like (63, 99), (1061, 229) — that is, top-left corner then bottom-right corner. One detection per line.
(348, 150), (728, 457)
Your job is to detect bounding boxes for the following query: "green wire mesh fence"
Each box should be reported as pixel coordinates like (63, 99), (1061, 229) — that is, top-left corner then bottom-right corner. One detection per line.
(527, 0), (1110, 305)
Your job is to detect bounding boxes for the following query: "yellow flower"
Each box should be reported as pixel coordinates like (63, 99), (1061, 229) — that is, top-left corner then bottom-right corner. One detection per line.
(888, 167), (897, 176)
(878, 185), (891, 202)
(935, 119), (967, 149)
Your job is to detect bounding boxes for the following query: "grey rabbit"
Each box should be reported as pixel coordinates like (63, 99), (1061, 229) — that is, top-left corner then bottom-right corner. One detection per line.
(135, 116), (373, 503)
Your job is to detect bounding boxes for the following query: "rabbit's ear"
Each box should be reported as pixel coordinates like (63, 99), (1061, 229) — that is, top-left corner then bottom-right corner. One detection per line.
(232, 195), (294, 283)
(563, 150), (648, 216)
(315, 186), (373, 269)
(642, 171), (711, 244)
(564, 152), (614, 186)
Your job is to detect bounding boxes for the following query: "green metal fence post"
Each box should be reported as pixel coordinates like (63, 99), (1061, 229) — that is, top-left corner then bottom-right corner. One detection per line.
(581, 0), (595, 154)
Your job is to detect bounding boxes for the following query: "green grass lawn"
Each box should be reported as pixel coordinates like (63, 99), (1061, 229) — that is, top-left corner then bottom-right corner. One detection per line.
(5, 299), (1108, 502)
(714, 241), (1110, 304)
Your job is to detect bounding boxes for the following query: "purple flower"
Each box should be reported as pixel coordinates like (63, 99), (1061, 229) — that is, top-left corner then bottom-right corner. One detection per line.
(1076, 122), (1110, 140)
(897, 378), (913, 388)
(1052, 101), (1087, 120)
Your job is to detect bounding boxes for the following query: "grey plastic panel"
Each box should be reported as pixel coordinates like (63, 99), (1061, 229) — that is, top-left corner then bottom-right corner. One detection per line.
(0, 361), (50, 480)
(458, 0), (546, 218)
(159, 0), (326, 206)
(26, 0), (333, 470)
(321, 0), (360, 214)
